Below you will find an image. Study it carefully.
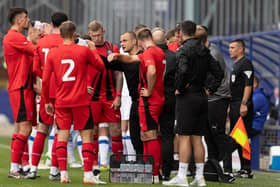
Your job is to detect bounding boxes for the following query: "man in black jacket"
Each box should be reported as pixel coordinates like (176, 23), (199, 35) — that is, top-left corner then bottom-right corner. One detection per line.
(152, 27), (176, 180)
(195, 25), (234, 165)
(163, 20), (223, 187)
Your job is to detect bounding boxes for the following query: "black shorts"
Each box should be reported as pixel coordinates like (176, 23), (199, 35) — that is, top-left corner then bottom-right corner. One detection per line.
(175, 92), (208, 135)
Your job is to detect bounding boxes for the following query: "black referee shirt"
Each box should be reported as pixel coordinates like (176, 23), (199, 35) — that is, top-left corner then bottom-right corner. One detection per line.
(230, 56), (254, 101)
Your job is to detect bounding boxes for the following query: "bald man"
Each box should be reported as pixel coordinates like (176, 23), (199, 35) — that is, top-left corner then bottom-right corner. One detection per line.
(152, 28), (177, 180)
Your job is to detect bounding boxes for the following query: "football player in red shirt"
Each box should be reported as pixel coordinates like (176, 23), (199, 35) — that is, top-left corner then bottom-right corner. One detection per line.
(3, 7), (39, 178)
(87, 20), (123, 172)
(108, 28), (165, 183)
(41, 21), (105, 184)
(26, 12), (68, 180)
(168, 23), (181, 52)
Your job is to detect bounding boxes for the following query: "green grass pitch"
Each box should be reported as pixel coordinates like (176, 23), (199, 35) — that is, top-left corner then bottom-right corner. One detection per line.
(0, 136), (280, 187)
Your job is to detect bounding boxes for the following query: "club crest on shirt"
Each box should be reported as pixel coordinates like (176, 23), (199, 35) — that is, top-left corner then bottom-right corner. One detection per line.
(231, 74), (236, 83)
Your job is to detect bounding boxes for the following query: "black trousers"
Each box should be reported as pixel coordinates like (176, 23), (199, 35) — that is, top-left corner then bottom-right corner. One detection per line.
(159, 95), (176, 178)
(224, 100), (253, 172)
(129, 100), (143, 155)
(205, 98), (230, 161)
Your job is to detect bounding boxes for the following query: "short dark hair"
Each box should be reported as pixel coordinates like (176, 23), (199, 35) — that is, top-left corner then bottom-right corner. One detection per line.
(88, 20), (104, 32)
(165, 29), (175, 40)
(137, 28), (152, 41)
(180, 20), (196, 36)
(196, 25), (208, 43)
(175, 22), (181, 33)
(51, 12), (68, 27)
(60, 21), (76, 39)
(230, 39), (245, 51)
(134, 24), (147, 33)
(8, 7), (28, 25)
(122, 31), (136, 40)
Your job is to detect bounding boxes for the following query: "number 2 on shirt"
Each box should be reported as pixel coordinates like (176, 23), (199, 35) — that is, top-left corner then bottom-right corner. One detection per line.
(61, 59), (76, 82)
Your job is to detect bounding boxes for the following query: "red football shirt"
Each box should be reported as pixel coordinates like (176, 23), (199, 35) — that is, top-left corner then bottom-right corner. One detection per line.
(87, 41), (120, 100)
(33, 33), (63, 98)
(3, 29), (36, 91)
(42, 44), (105, 108)
(168, 42), (179, 52)
(138, 46), (165, 107)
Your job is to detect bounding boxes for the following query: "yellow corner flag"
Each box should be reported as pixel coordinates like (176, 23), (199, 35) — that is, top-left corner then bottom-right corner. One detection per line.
(230, 117), (251, 160)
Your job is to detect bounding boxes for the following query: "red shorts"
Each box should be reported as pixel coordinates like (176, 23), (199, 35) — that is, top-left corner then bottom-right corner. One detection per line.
(39, 98), (55, 125)
(8, 88), (35, 123)
(55, 106), (93, 130)
(138, 97), (162, 132)
(90, 99), (121, 125)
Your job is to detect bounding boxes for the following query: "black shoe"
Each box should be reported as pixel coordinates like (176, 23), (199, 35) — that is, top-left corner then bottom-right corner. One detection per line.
(234, 169), (253, 179)
(49, 173), (61, 181)
(8, 171), (24, 179)
(24, 171), (38, 179)
(222, 172), (235, 183)
(93, 169), (101, 178)
(19, 168), (30, 177)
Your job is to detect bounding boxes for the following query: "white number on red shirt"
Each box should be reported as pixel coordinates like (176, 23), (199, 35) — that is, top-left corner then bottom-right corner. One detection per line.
(61, 59), (76, 82)
(42, 48), (50, 64)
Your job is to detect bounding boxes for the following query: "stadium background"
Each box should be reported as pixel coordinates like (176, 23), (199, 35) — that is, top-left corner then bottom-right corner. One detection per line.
(0, 0), (279, 121)
(0, 0), (279, 185)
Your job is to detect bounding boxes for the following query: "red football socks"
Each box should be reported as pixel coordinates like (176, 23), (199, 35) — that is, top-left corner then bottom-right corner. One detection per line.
(56, 141), (67, 171)
(93, 135), (99, 166)
(111, 136), (123, 154)
(31, 132), (46, 166)
(51, 134), (58, 167)
(82, 143), (94, 172)
(144, 139), (161, 176)
(11, 134), (28, 164)
(21, 142), (29, 166)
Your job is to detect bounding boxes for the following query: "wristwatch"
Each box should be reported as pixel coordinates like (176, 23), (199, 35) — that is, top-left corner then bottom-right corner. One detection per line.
(241, 100), (247, 106)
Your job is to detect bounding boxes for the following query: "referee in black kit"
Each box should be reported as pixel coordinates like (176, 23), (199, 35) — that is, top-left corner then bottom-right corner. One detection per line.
(163, 20), (223, 187)
(224, 39), (254, 178)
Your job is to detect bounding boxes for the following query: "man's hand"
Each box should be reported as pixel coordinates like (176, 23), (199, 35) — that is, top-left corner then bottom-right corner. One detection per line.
(87, 40), (96, 50)
(111, 96), (121, 110)
(141, 87), (152, 97)
(204, 88), (210, 96)
(240, 104), (248, 117)
(87, 86), (93, 95)
(107, 53), (119, 62)
(45, 103), (54, 116)
(175, 89), (180, 96)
